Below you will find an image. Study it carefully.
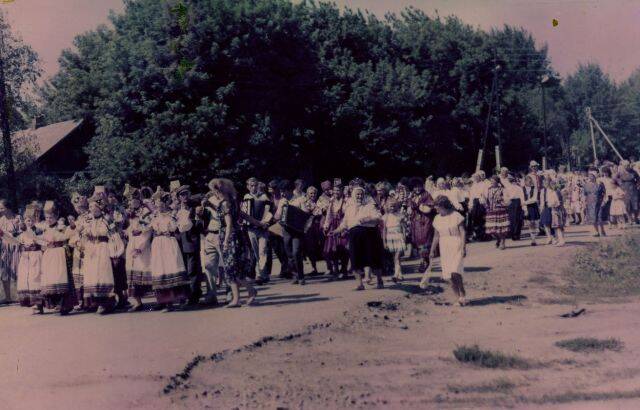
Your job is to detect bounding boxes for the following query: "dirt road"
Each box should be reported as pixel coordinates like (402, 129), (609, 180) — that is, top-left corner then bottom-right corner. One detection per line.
(3, 226), (640, 409)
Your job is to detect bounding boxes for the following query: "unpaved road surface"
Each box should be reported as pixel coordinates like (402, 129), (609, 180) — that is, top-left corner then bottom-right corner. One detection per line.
(3, 226), (640, 409)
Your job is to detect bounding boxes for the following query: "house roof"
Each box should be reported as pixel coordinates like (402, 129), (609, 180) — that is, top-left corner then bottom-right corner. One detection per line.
(12, 119), (83, 160)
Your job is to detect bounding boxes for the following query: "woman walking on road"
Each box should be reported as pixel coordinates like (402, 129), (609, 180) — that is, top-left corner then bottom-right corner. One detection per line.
(582, 172), (607, 237)
(421, 196), (467, 306)
(332, 186), (384, 291)
(485, 176), (510, 250)
(208, 178), (257, 308)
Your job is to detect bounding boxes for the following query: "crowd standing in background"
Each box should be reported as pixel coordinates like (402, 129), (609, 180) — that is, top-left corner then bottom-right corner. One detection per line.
(1, 158), (639, 313)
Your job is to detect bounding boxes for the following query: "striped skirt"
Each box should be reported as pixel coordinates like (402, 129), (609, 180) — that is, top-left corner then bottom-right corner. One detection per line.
(485, 207), (510, 237)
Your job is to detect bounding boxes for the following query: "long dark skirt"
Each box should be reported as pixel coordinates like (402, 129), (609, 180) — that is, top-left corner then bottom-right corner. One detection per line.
(348, 226), (384, 271)
(468, 199), (487, 241)
(508, 199), (524, 240)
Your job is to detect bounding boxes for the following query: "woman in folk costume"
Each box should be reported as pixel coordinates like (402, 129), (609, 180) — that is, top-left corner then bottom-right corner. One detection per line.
(381, 198), (407, 282)
(80, 192), (118, 314)
(539, 177), (567, 246)
(67, 192), (90, 310)
(302, 186), (324, 276)
(39, 201), (76, 315)
(408, 177), (435, 272)
(582, 172), (607, 237)
(209, 178), (258, 308)
(15, 204), (44, 313)
(522, 175), (541, 246)
(485, 176), (510, 250)
(0, 199), (19, 303)
(322, 183), (349, 280)
(124, 188), (153, 312)
(150, 190), (191, 311)
(332, 186), (384, 290)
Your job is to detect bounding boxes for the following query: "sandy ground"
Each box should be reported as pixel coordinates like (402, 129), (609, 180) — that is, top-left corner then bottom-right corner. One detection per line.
(3, 225), (640, 409)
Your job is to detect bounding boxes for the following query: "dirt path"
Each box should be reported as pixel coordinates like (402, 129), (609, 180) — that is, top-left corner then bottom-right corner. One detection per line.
(3, 226), (640, 409)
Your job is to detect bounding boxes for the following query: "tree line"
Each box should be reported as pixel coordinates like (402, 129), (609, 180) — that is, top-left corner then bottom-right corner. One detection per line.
(0, 0), (638, 203)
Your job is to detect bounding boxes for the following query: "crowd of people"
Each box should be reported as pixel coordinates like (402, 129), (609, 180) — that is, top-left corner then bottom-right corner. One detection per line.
(1, 158), (639, 314)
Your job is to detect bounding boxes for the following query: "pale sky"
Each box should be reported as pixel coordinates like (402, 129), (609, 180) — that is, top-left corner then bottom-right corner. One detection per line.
(1, 0), (639, 82)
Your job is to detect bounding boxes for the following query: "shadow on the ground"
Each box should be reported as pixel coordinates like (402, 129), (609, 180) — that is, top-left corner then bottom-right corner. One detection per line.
(464, 266), (491, 273)
(256, 296), (331, 307)
(468, 294), (527, 306)
(391, 281), (445, 295)
(258, 293), (321, 302)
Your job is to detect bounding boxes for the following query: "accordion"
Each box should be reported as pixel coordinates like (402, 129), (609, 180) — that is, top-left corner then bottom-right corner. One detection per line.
(280, 204), (311, 234)
(240, 197), (255, 226)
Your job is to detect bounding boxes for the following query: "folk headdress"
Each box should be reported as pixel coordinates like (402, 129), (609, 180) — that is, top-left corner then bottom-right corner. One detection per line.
(24, 202), (42, 222)
(71, 192), (88, 209)
(43, 200), (58, 217)
(151, 185), (170, 202)
(89, 186), (107, 209)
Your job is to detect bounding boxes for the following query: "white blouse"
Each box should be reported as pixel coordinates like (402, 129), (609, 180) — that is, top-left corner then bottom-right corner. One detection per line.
(338, 202), (381, 230)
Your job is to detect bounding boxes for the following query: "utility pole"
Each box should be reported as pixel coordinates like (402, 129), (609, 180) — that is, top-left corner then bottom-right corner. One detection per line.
(477, 63), (501, 173)
(495, 85), (502, 172)
(0, 29), (16, 208)
(585, 107), (598, 165)
(540, 75), (549, 170)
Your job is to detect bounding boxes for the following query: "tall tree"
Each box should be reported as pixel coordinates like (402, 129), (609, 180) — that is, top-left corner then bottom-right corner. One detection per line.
(0, 10), (41, 207)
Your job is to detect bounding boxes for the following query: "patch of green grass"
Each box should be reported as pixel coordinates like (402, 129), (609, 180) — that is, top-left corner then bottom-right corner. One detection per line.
(555, 337), (623, 353)
(525, 389), (640, 405)
(453, 345), (531, 369)
(564, 233), (640, 297)
(448, 377), (516, 394)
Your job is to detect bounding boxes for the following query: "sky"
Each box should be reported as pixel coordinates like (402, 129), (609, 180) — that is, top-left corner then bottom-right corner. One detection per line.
(1, 0), (639, 83)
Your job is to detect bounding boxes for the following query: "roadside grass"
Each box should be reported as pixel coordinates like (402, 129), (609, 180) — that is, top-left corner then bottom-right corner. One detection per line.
(453, 345), (532, 369)
(563, 233), (640, 297)
(525, 389), (640, 405)
(447, 377), (516, 394)
(555, 337), (623, 353)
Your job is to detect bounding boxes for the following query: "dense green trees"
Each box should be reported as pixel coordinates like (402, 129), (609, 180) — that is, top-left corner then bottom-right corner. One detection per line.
(39, 0), (639, 193)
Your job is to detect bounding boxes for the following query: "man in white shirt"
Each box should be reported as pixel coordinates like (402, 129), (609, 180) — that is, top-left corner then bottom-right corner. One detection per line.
(503, 175), (525, 240)
(242, 177), (272, 284)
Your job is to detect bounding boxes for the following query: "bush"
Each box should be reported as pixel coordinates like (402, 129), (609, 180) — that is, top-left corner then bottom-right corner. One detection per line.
(447, 377), (516, 394)
(555, 337), (623, 353)
(564, 233), (640, 297)
(453, 345), (531, 369)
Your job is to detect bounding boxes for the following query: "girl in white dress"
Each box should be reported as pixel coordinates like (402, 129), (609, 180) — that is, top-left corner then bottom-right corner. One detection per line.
(150, 191), (190, 311)
(610, 180), (627, 230)
(422, 195), (467, 306)
(39, 202), (76, 315)
(16, 207), (43, 313)
(381, 199), (407, 282)
(82, 197), (117, 314)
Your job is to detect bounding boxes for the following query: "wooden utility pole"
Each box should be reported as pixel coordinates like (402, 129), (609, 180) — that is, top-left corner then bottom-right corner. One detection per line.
(585, 107), (598, 165)
(0, 29), (16, 208)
